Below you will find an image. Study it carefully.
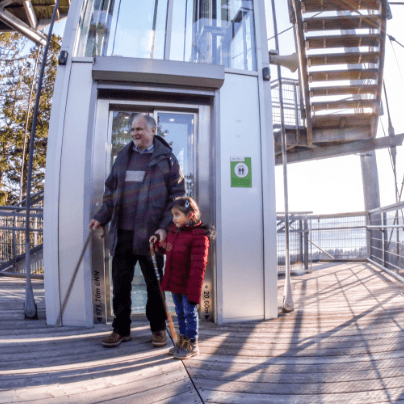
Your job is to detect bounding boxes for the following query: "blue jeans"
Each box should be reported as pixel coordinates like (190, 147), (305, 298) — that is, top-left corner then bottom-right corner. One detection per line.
(172, 293), (199, 340)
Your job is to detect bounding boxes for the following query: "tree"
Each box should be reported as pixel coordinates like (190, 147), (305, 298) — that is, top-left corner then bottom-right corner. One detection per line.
(0, 32), (61, 205)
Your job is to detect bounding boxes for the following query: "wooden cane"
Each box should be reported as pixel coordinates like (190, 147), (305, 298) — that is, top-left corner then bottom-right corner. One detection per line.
(150, 242), (177, 343)
(55, 227), (104, 327)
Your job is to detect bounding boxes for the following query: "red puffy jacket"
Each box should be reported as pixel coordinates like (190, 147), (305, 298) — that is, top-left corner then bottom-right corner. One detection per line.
(160, 222), (214, 304)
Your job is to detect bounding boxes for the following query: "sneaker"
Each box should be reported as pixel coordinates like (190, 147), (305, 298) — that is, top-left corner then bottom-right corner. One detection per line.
(101, 331), (132, 348)
(174, 338), (199, 359)
(168, 335), (185, 356)
(151, 330), (167, 347)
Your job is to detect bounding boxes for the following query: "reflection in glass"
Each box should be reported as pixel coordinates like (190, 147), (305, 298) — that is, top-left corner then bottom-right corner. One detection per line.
(76, 0), (168, 59)
(112, 1), (166, 59)
(157, 112), (195, 197)
(172, 0), (256, 70)
(75, 0), (256, 71)
(110, 111), (135, 165)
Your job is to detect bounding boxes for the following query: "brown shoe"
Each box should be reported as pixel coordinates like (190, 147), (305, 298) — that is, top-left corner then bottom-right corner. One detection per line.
(151, 330), (167, 347)
(174, 338), (199, 359)
(168, 335), (185, 355)
(101, 331), (132, 348)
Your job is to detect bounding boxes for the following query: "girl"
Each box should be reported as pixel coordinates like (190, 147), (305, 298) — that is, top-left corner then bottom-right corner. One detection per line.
(149, 197), (215, 359)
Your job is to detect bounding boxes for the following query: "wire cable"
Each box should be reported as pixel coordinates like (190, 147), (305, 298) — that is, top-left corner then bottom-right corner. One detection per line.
(388, 37), (404, 84)
(268, 26), (293, 42)
(388, 34), (404, 49)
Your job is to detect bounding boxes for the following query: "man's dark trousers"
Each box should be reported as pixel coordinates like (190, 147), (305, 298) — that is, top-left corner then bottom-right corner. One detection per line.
(111, 230), (166, 336)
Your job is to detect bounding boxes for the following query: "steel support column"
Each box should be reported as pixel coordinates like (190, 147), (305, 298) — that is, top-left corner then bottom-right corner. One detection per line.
(0, 7), (45, 45)
(361, 150), (383, 263)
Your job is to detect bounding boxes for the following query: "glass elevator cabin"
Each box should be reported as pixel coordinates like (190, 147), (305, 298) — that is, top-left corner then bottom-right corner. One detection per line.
(43, 0), (278, 327)
(75, 0), (257, 70)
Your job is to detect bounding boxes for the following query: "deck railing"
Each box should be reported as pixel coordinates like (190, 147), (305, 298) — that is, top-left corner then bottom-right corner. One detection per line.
(277, 211), (368, 272)
(367, 201), (404, 282)
(1, 196), (403, 281)
(0, 191), (44, 275)
(277, 213), (311, 272)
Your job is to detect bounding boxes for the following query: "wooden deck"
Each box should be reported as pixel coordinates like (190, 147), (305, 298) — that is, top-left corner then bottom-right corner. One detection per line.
(1, 262), (404, 403)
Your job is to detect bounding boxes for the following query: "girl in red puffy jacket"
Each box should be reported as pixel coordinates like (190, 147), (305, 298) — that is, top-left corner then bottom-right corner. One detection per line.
(149, 197), (215, 359)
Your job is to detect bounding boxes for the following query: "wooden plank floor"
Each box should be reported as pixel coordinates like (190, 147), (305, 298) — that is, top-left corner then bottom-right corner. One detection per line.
(1, 262), (404, 403)
(191, 262), (404, 403)
(0, 277), (201, 404)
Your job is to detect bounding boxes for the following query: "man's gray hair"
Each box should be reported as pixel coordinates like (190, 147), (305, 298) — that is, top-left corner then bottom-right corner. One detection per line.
(133, 113), (157, 131)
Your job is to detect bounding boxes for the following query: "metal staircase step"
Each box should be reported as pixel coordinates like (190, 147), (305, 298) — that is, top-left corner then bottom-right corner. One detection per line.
(289, 0), (387, 146)
(309, 68), (379, 82)
(304, 15), (381, 32)
(306, 34), (380, 50)
(310, 85), (378, 97)
(311, 99), (377, 112)
(302, 0), (380, 13)
(312, 113), (375, 129)
(308, 52), (379, 67)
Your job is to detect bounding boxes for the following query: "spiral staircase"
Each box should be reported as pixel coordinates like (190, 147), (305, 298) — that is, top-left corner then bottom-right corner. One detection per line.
(274, 0), (404, 163)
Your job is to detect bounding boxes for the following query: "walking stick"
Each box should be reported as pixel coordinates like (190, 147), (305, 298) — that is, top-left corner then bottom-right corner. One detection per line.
(56, 227), (103, 327)
(150, 242), (177, 343)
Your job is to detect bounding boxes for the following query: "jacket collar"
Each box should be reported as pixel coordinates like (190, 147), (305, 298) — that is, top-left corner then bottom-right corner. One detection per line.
(170, 222), (202, 233)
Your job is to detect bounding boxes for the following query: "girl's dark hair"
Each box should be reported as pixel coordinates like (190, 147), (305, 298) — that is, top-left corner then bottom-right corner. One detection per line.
(171, 197), (201, 225)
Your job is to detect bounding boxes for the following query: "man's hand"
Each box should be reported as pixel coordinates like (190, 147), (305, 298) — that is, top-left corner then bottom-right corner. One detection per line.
(89, 219), (101, 230)
(154, 229), (167, 242)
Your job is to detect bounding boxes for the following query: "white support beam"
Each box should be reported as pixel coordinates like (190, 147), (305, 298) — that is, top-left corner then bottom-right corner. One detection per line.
(22, 0), (37, 29)
(0, 6), (45, 45)
(275, 134), (404, 165)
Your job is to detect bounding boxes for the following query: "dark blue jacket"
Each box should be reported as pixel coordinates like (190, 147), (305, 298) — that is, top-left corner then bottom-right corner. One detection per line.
(93, 136), (185, 255)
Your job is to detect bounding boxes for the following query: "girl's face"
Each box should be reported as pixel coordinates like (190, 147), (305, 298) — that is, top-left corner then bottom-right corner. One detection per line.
(172, 207), (191, 228)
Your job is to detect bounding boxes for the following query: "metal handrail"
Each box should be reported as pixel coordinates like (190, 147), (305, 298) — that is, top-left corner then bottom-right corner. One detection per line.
(271, 78), (300, 88)
(368, 200), (404, 214)
(367, 225), (404, 229)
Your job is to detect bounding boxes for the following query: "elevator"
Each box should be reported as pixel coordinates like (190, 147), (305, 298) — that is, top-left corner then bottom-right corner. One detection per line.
(43, 0), (278, 327)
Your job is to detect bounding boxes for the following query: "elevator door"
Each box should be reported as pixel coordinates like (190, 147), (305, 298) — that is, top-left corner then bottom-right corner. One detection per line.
(91, 100), (214, 325)
(105, 109), (197, 320)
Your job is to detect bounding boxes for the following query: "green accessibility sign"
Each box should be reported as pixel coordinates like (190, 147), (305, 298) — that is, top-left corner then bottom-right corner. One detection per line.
(231, 157), (252, 188)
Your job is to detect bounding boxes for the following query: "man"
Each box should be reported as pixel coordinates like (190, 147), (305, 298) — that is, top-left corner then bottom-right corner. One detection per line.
(90, 113), (185, 348)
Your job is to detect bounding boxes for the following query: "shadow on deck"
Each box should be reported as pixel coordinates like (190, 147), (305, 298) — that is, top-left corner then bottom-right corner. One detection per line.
(1, 262), (404, 403)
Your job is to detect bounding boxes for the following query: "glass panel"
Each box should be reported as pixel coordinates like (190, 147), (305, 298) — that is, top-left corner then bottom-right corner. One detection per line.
(171, 0), (257, 70)
(113, 1), (157, 58)
(156, 112), (195, 197)
(75, 0), (117, 57)
(110, 111), (135, 164)
(75, 0), (256, 71)
(108, 111), (194, 316)
(75, 0), (169, 58)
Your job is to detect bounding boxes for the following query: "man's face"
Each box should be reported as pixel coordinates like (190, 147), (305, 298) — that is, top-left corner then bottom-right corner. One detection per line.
(131, 117), (155, 151)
